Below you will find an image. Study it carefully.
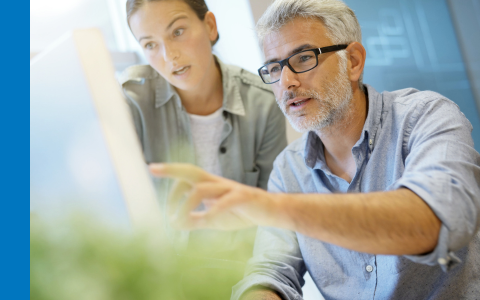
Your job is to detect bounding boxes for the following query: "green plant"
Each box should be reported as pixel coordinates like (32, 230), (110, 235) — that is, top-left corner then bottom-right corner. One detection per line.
(31, 215), (246, 300)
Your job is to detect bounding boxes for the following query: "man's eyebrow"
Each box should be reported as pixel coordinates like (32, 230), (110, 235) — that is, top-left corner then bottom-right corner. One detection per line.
(138, 15), (188, 43)
(263, 44), (316, 65)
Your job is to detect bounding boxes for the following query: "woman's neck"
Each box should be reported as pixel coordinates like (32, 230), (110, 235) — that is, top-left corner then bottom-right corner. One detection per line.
(176, 56), (224, 116)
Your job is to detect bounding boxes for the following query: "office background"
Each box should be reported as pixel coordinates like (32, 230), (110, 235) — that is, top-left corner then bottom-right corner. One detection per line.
(31, 0), (480, 148)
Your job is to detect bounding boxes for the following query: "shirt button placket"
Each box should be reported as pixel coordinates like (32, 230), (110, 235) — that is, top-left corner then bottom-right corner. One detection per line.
(438, 258), (448, 265)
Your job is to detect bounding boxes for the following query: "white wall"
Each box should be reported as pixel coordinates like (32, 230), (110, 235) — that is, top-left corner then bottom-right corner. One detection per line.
(30, 0), (117, 52)
(205, 0), (264, 74)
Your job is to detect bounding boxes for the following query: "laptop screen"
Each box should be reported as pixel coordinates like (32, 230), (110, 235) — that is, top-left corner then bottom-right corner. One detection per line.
(30, 29), (163, 232)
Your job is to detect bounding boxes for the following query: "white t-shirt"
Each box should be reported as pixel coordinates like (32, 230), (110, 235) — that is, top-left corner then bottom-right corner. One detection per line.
(188, 107), (224, 177)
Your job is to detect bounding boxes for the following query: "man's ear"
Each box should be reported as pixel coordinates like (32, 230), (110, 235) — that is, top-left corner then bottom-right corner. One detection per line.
(204, 11), (218, 44)
(346, 42), (366, 84)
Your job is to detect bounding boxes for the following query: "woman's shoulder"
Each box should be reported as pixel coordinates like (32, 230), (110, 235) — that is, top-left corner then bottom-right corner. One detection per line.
(118, 64), (175, 109)
(118, 64), (160, 86)
(222, 64), (276, 108)
(224, 64), (273, 94)
(221, 63), (282, 121)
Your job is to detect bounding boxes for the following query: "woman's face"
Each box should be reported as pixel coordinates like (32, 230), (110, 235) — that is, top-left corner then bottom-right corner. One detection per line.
(129, 1), (218, 91)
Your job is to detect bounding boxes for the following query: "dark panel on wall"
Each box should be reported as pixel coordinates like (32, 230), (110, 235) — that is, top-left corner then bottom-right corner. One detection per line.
(345, 0), (480, 150)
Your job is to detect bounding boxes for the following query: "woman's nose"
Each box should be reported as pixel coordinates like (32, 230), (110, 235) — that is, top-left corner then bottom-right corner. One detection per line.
(163, 44), (180, 62)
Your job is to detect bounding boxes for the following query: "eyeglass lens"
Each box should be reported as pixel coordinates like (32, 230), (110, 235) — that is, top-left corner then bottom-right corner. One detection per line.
(260, 50), (318, 83)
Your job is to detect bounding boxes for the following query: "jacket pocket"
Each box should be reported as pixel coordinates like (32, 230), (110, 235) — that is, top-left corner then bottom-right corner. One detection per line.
(244, 167), (259, 187)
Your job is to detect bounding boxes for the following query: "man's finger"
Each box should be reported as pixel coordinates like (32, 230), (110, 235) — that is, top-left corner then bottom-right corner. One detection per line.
(204, 194), (244, 221)
(176, 182), (230, 221)
(149, 163), (215, 184)
(174, 212), (208, 230)
(167, 180), (192, 219)
(204, 192), (257, 229)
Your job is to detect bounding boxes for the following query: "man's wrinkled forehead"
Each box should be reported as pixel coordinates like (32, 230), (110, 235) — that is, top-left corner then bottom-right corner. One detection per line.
(262, 17), (332, 63)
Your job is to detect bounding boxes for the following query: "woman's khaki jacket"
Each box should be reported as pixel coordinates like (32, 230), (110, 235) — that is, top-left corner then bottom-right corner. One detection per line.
(119, 57), (287, 261)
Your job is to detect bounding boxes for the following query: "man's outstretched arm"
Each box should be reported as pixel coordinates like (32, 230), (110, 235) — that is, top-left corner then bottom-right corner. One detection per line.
(275, 188), (441, 255)
(150, 163), (440, 256)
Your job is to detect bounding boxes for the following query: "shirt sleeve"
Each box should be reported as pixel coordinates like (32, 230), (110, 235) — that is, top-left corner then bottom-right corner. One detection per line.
(232, 162), (306, 300)
(391, 96), (480, 271)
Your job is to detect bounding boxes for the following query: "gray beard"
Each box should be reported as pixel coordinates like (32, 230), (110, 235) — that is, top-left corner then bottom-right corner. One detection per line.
(277, 58), (353, 133)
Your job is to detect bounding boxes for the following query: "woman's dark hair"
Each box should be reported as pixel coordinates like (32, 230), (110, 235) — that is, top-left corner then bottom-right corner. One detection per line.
(126, 0), (220, 45)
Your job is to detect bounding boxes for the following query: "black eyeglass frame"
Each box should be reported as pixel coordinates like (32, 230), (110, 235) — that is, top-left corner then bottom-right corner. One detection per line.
(257, 44), (349, 84)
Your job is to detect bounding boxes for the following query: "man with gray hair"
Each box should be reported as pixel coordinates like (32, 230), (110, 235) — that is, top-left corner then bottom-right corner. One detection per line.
(150, 0), (480, 299)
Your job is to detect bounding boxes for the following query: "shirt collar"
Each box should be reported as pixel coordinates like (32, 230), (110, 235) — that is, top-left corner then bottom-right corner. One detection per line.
(154, 56), (246, 116)
(303, 84), (383, 169)
(154, 73), (177, 108)
(218, 57), (245, 116)
(362, 84), (383, 150)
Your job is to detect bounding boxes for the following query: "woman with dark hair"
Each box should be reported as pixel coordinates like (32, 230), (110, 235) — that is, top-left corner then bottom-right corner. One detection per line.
(120, 0), (287, 264)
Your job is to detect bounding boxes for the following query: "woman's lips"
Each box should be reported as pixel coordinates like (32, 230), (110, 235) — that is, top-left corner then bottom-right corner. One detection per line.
(172, 65), (190, 75)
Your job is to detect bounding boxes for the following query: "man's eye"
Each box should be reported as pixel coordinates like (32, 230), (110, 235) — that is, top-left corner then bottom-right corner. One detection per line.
(299, 55), (313, 62)
(269, 65), (281, 74)
(173, 28), (184, 37)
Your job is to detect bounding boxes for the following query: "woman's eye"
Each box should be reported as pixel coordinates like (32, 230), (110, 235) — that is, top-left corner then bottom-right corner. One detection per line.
(173, 28), (184, 37)
(144, 42), (156, 50)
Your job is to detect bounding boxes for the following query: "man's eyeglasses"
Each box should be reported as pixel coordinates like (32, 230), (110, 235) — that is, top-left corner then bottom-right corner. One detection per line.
(258, 44), (348, 84)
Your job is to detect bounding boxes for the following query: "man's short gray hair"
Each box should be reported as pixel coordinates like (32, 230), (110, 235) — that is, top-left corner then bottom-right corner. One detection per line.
(257, 0), (364, 89)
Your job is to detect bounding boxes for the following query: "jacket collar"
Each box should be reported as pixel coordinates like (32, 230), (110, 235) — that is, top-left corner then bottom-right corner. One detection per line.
(154, 56), (245, 116)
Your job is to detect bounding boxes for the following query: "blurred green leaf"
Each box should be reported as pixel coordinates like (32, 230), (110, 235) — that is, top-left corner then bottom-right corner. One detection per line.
(30, 214), (248, 300)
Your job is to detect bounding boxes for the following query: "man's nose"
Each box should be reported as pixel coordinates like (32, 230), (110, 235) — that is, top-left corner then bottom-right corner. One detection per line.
(278, 65), (300, 90)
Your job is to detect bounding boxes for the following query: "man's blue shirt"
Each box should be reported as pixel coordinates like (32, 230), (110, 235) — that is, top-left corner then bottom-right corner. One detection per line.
(232, 85), (480, 300)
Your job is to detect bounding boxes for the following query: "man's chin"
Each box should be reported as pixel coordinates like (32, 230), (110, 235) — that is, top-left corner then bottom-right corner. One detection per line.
(287, 116), (314, 133)
(288, 113), (333, 133)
